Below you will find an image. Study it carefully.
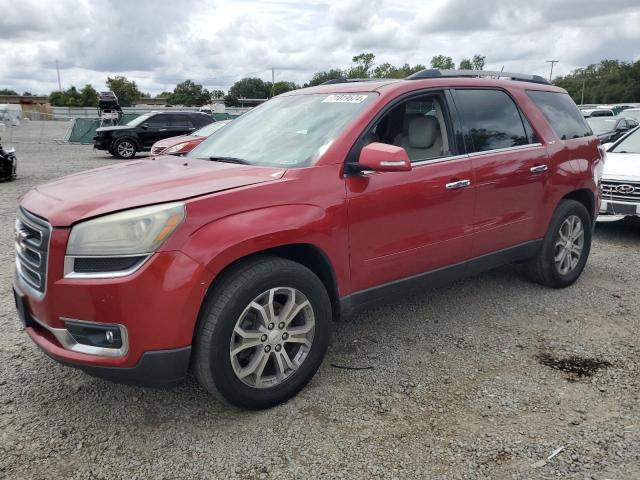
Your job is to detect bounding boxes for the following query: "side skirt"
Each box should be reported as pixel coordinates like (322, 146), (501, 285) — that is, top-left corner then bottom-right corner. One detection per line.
(339, 240), (542, 316)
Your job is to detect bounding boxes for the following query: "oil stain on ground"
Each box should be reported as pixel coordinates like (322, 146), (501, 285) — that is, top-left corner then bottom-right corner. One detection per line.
(537, 352), (612, 381)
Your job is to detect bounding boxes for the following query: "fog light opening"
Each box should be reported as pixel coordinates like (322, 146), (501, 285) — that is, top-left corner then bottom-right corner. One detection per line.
(63, 320), (123, 349)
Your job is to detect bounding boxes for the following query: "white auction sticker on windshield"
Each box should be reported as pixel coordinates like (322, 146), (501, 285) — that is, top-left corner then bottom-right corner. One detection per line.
(322, 94), (368, 103)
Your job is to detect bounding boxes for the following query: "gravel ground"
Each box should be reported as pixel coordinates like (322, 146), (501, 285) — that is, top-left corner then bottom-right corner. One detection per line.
(1, 121), (639, 479)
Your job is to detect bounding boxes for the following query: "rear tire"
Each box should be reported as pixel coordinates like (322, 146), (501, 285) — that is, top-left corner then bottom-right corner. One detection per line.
(112, 138), (137, 159)
(193, 256), (332, 409)
(526, 199), (592, 288)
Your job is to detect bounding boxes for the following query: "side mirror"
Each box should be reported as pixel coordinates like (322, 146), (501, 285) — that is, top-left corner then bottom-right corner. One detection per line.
(141, 124), (149, 129)
(356, 142), (411, 172)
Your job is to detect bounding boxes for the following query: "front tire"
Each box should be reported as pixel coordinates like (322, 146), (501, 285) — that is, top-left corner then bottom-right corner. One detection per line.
(526, 199), (592, 288)
(193, 256), (332, 409)
(112, 138), (137, 159)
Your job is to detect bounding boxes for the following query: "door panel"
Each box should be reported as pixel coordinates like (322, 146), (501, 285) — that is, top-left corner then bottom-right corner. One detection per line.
(451, 88), (550, 257)
(346, 157), (475, 293)
(470, 144), (549, 255)
(139, 115), (168, 147)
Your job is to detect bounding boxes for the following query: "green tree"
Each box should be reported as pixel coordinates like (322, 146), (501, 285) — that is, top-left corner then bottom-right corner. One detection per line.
(430, 55), (455, 70)
(305, 69), (345, 87)
(272, 81), (298, 96)
(210, 89), (225, 99)
(225, 77), (271, 107)
(371, 62), (426, 78)
(347, 52), (375, 78)
(0, 88), (18, 95)
(49, 86), (82, 106)
(228, 77), (271, 99)
(166, 80), (210, 106)
(79, 84), (98, 107)
(106, 76), (142, 107)
(22, 91), (33, 96)
(472, 54), (486, 70)
(459, 58), (473, 70)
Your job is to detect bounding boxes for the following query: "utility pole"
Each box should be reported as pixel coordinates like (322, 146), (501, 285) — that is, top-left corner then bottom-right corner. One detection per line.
(581, 75), (586, 105)
(546, 60), (559, 82)
(271, 68), (275, 98)
(56, 60), (63, 92)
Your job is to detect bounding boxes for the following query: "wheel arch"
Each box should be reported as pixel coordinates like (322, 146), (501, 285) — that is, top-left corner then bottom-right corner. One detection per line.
(561, 188), (596, 220)
(192, 243), (342, 345)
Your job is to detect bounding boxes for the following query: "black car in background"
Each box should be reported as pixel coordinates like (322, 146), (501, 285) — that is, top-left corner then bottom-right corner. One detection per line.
(94, 111), (214, 158)
(586, 116), (640, 144)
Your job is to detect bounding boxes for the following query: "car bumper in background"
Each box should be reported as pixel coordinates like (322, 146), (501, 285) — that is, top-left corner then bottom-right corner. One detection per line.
(599, 198), (640, 220)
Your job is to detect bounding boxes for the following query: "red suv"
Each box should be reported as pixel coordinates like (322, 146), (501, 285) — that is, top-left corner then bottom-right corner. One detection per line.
(14, 70), (603, 409)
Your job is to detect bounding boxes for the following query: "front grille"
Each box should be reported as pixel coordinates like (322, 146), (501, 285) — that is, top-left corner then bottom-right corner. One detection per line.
(601, 180), (640, 202)
(15, 208), (51, 295)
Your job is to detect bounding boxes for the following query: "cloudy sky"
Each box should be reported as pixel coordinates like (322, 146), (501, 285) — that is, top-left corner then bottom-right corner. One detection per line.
(2, 0), (640, 96)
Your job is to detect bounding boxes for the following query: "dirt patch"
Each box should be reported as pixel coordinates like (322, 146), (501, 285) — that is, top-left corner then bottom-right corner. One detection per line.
(537, 352), (612, 381)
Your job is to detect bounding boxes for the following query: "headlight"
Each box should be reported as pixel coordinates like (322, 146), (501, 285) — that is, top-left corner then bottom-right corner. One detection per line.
(165, 142), (190, 154)
(67, 202), (185, 256)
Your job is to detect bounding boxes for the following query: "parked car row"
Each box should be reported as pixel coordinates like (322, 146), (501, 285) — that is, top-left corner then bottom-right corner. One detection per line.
(586, 116), (639, 143)
(93, 111), (216, 159)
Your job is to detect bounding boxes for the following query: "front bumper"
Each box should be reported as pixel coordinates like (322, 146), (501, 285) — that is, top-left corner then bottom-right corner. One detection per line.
(14, 233), (214, 385)
(599, 198), (640, 218)
(92, 135), (109, 150)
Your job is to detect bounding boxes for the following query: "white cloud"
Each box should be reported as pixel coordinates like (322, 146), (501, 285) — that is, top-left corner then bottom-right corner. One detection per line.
(1, 0), (639, 95)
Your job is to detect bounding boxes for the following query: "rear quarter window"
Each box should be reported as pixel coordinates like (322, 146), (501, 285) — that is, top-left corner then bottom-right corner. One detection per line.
(527, 91), (592, 140)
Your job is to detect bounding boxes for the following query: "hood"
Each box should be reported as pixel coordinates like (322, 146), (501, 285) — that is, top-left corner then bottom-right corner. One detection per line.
(96, 125), (134, 133)
(603, 152), (640, 182)
(20, 156), (286, 226)
(153, 134), (202, 149)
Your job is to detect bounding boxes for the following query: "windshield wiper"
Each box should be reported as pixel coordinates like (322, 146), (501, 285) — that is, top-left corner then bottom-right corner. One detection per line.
(207, 156), (249, 164)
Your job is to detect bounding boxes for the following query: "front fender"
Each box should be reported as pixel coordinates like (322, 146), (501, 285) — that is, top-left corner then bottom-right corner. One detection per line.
(178, 203), (349, 293)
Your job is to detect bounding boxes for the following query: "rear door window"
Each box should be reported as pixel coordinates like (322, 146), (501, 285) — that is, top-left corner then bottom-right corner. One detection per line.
(527, 91), (592, 140)
(145, 115), (166, 127)
(168, 115), (192, 128)
(454, 89), (530, 153)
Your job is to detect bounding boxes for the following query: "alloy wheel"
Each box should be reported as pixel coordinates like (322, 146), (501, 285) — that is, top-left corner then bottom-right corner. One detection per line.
(117, 141), (135, 158)
(554, 215), (584, 275)
(229, 287), (315, 389)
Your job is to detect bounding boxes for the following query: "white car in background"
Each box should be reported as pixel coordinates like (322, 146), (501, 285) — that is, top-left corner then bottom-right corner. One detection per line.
(599, 126), (640, 222)
(620, 108), (640, 123)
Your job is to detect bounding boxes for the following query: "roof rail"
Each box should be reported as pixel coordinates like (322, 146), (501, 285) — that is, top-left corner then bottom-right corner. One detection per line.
(320, 78), (390, 85)
(406, 69), (549, 85)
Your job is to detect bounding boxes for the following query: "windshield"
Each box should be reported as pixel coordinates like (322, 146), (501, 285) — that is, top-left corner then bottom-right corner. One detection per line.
(586, 117), (617, 135)
(610, 127), (640, 153)
(192, 120), (229, 137)
(188, 93), (376, 167)
(126, 113), (152, 127)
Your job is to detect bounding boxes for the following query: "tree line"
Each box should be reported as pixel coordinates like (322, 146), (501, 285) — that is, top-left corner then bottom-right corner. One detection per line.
(39, 52), (488, 108)
(552, 59), (640, 105)
(7, 53), (640, 107)
(24, 53), (640, 109)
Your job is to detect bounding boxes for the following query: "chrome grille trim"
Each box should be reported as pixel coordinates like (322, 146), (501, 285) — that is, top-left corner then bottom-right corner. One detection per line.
(15, 208), (51, 298)
(601, 180), (640, 202)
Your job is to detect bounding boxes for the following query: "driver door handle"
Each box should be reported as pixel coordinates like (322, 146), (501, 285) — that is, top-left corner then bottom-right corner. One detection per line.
(530, 164), (548, 173)
(445, 179), (471, 190)
(159, 128), (167, 132)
